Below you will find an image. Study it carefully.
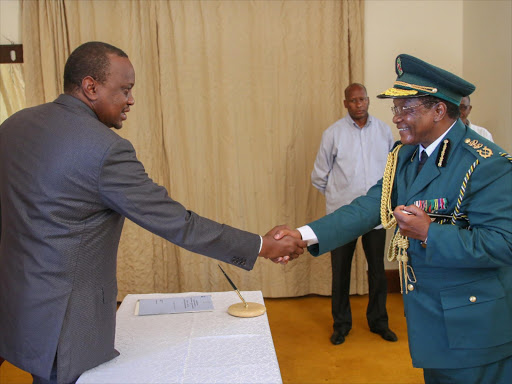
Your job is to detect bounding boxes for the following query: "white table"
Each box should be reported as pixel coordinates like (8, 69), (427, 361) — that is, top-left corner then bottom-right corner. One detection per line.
(77, 291), (282, 384)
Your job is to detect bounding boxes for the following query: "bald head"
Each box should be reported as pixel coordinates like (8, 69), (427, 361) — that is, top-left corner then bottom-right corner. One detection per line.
(344, 83), (369, 128)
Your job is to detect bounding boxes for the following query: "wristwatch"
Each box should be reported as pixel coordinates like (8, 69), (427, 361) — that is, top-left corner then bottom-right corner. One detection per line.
(420, 236), (428, 249)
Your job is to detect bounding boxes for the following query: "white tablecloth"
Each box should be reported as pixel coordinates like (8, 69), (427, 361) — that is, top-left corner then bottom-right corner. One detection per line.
(77, 291), (282, 384)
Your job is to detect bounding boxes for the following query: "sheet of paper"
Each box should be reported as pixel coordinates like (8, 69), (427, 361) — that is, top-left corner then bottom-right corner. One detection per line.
(136, 295), (214, 316)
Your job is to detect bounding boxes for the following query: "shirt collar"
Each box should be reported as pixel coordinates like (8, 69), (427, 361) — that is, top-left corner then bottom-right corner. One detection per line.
(347, 114), (372, 129)
(419, 120), (456, 158)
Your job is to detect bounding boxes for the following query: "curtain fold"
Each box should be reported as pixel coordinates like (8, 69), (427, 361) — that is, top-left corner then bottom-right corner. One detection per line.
(0, 64), (25, 122)
(20, 0), (366, 299)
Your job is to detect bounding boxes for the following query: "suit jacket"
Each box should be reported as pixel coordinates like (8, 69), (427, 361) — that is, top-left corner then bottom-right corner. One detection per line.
(0, 94), (260, 383)
(307, 120), (512, 369)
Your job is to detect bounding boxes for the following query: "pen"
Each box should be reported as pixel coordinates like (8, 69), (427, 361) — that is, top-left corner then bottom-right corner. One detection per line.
(401, 210), (458, 220)
(218, 264), (248, 308)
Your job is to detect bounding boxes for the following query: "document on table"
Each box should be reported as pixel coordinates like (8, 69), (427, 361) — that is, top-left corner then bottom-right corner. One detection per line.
(135, 295), (214, 316)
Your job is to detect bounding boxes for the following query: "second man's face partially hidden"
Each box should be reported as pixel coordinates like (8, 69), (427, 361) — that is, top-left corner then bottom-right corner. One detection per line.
(344, 86), (369, 127)
(459, 96), (472, 125)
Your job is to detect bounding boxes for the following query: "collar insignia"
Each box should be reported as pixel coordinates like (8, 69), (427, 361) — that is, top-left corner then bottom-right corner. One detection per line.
(436, 139), (450, 167)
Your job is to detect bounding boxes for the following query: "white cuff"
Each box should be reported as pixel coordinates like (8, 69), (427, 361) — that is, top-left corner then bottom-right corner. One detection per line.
(297, 225), (318, 246)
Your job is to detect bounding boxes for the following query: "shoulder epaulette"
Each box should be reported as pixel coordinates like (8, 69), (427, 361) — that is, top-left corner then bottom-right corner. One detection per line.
(462, 137), (494, 160)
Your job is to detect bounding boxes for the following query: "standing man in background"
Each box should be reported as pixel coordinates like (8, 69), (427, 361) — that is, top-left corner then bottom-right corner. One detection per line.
(459, 95), (494, 142)
(311, 83), (396, 345)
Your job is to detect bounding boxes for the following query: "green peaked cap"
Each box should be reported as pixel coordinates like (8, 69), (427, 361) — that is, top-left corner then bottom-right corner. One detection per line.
(377, 54), (475, 106)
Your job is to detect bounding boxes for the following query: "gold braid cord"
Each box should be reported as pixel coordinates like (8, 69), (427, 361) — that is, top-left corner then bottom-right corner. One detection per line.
(380, 144), (416, 294)
(380, 145), (402, 230)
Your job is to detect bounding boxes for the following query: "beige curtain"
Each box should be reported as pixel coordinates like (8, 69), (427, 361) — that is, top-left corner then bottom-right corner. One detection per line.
(21, 0), (366, 299)
(0, 64), (25, 122)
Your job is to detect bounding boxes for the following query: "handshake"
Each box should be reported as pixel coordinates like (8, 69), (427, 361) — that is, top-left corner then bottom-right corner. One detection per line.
(258, 225), (307, 265)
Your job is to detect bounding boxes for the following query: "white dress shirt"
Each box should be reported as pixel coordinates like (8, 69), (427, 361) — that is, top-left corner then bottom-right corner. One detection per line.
(467, 120), (493, 142)
(311, 114), (394, 214)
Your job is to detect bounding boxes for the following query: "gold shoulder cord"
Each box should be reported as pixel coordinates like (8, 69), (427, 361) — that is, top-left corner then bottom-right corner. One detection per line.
(380, 144), (416, 294)
(380, 144), (402, 230)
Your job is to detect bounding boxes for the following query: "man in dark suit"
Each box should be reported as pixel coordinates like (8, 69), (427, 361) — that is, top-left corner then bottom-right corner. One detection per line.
(0, 41), (306, 384)
(276, 54), (512, 383)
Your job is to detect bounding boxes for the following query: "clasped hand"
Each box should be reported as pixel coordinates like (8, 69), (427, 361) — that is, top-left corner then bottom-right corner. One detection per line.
(259, 225), (306, 265)
(393, 205), (431, 241)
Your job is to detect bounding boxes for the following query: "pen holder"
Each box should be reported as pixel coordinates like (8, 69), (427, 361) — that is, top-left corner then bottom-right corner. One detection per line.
(228, 302), (266, 318)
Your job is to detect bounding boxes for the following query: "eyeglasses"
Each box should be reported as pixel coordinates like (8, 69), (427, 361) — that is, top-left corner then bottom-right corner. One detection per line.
(390, 103), (425, 117)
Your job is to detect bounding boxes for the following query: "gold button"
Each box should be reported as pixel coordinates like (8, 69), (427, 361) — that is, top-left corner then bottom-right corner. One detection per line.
(407, 284), (414, 291)
(469, 296), (477, 303)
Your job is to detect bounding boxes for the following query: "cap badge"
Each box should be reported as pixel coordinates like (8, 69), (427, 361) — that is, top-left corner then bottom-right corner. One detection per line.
(396, 57), (404, 77)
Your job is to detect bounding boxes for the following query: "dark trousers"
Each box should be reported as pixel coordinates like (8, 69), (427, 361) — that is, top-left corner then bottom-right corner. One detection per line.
(423, 355), (512, 384)
(331, 228), (388, 332)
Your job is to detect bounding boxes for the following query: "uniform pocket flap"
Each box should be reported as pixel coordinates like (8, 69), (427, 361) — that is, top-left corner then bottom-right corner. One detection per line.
(440, 277), (505, 310)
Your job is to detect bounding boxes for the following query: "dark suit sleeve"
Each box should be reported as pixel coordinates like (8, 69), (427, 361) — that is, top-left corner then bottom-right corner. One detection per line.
(97, 138), (260, 271)
(307, 179), (383, 256)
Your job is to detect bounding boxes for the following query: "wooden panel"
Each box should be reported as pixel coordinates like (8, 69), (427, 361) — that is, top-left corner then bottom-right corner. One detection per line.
(0, 44), (23, 63)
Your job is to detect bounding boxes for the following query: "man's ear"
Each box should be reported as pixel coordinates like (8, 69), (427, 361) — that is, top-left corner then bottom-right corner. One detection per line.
(433, 102), (447, 122)
(81, 76), (98, 101)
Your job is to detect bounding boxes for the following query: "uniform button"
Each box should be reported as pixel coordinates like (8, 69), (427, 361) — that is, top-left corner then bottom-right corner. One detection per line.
(469, 296), (477, 303)
(407, 284), (414, 291)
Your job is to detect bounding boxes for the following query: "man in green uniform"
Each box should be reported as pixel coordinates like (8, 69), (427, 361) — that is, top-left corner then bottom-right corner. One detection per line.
(275, 54), (512, 383)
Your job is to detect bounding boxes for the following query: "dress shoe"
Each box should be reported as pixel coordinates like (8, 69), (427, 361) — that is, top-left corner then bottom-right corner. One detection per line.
(330, 329), (350, 345)
(370, 328), (398, 342)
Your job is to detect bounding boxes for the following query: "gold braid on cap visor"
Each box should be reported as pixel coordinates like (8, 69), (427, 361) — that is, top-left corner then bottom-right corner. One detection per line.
(380, 81), (438, 97)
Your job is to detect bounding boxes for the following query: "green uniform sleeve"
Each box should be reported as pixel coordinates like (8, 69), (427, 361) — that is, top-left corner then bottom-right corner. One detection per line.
(307, 179), (383, 256)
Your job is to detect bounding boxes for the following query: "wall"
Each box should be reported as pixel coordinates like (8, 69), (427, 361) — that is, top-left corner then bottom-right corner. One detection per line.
(364, 0), (464, 141)
(364, 0), (511, 151)
(0, 0), (21, 44)
(463, 0), (512, 152)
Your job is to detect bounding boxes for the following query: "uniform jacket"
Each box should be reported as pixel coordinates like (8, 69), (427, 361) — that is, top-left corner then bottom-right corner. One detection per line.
(307, 120), (512, 369)
(0, 94), (260, 383)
